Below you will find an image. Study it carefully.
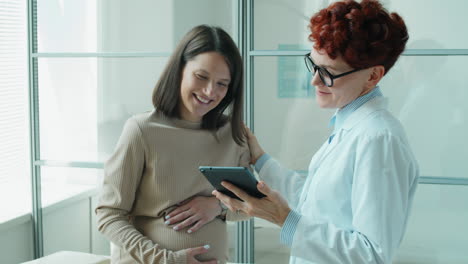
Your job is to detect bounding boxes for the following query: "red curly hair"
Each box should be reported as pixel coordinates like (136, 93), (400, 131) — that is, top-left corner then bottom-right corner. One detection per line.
(309, 0), (408, 75)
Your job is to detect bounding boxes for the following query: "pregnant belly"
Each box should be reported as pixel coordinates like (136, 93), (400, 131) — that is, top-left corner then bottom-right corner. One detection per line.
(133, 216), (229, 262)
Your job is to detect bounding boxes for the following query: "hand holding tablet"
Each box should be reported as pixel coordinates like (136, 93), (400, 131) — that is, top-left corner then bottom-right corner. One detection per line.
(199, 166), (266, 201)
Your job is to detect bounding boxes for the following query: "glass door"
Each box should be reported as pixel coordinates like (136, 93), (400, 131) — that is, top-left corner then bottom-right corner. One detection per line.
(247, 0), (468, 263)
(29, 0), (239, 260)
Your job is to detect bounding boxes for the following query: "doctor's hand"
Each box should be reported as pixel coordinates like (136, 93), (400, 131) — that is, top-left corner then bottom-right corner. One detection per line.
(212, 181), (291, 227)
(165, 196), (221, 234)
(243, 124), (265, 164)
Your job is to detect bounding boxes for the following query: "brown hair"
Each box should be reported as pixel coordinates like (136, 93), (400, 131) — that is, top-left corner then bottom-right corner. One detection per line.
(152, 25), (245, 145)
(309, 0), (409, 74)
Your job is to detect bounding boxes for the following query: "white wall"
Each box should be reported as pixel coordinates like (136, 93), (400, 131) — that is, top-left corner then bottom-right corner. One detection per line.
(0, 217), (34, 264)
(0, 194), (109, 264)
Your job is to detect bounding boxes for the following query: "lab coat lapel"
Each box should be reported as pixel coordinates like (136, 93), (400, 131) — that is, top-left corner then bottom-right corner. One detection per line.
(308, 131), (341, 177)
(313, 97), (388, 170)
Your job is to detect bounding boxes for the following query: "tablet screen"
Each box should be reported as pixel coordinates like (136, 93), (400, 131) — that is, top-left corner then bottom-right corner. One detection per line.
(199, 166), (266, 200)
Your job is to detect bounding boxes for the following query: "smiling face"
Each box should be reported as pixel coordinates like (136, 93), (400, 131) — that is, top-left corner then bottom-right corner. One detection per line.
(310, 48), (377, 109)
(178, 51), (231, 122)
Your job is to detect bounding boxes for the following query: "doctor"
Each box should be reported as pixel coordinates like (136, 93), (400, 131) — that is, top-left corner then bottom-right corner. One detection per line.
(213, 0), (419, 263)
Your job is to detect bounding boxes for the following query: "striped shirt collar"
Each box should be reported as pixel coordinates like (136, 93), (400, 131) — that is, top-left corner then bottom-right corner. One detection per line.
(329, 86), (383, 133)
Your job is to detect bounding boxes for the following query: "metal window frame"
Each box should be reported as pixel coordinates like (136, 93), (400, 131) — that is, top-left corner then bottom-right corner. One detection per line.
(31, 52), (172, 58)
(237, 1), (256, 263)
(27, 0), (43, 258)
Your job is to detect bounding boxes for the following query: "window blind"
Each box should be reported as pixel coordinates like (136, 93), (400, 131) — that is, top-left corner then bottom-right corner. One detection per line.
(0, 0), (30, 222)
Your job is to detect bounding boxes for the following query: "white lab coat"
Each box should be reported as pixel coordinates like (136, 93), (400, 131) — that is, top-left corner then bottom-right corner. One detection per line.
(258, 97), (419, 264)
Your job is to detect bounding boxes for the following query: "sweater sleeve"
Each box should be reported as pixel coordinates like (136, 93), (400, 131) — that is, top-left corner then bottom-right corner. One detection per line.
(95, 118), (187, 264)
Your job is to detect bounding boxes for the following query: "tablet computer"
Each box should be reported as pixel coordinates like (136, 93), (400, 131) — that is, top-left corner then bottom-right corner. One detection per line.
(199, 166), (266, 201)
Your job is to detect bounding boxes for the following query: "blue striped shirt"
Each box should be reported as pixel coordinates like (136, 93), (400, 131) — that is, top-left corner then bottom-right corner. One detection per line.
(328, 86), (382, 143)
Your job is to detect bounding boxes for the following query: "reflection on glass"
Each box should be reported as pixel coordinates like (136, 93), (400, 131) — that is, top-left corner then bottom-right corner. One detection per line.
(253, 56), (325, 263)
(37, 0), (235, 52)
(41, 167), (104, 255)
(394, 184), (468, 264)
(254, 218), (290, 263)
(227, 222), (236, 262)
(41, 167), (101, 207)
(253, 0), (316, 51)
(254, 56), (468, 177)
(381, 56), (468, 178)
(38, 57), (168, 162)
(254, 0), (468, 50)
(254, 56), (333, 172)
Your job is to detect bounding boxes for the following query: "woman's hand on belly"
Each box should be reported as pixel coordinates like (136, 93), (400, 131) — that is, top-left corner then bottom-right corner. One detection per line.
(164, 196), (222, 233)
(186, 245), (218, 264)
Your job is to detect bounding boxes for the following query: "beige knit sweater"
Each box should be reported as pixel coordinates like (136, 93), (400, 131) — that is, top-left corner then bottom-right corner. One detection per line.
(95, 110), (251, 264)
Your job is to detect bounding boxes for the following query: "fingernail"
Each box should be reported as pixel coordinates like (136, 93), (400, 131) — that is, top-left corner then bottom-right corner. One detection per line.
(164, 220), (170, 225)
(204, 244), (210, 249)
(187, 229), (192, 234)
(165, 215), (170, 220)
(173, 226), (179, 231)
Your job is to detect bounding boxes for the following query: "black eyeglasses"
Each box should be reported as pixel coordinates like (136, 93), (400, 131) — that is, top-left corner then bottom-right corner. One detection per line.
(304, 52), (362, 87)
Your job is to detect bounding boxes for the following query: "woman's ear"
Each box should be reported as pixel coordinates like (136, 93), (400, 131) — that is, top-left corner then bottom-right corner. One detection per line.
(366, 65), (385, 89)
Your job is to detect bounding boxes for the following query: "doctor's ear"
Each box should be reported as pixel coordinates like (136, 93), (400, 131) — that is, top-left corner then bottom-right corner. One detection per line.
(366, 65), (385, 89)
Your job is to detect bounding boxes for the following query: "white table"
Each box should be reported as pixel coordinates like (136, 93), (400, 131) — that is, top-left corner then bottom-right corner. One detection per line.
(20, 251), (242, 264)
(21, 251), (110, 264)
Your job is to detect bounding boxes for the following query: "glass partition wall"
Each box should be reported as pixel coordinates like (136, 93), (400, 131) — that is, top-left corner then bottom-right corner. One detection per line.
(249, 0), (468, 263)
(28, 0), (240, 261)
(27, 0), (468, 263)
